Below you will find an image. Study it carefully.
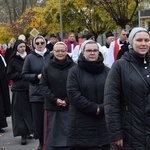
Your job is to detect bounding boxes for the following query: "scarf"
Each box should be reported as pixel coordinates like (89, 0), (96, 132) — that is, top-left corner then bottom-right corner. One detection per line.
(35, 48), (47, 56)
(16, 51), (27, 59)
(78, 53), (104, 74)
(51, 56), (72, 70)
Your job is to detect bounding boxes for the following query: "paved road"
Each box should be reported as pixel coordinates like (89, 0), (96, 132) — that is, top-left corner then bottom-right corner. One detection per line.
(0, 87), (39, 150)
(0, 117), (39, 150)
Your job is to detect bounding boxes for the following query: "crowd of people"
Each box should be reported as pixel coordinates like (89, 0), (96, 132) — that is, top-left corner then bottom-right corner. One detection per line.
(0, 27), (150, 150)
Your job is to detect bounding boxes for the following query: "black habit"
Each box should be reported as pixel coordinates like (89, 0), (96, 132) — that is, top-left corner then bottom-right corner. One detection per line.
(0, 55), (11, 129)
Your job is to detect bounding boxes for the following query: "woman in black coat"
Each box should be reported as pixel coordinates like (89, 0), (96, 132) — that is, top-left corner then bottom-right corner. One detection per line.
(22, 35), (50, 150)
(7, 40), (33, 145)
(104, 27), (150, 150)
(67, 40), (110, 150)
(40, 42), (75, 150)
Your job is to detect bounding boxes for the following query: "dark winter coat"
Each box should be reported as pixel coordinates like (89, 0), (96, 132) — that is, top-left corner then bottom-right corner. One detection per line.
(7, 40), (29, 91)
(40, 54), (75, 111)
(67, 53), (110, 147)
(7, 55), (29, 91)
(104, 49), (150, 150)
(22, 50), (50, 102)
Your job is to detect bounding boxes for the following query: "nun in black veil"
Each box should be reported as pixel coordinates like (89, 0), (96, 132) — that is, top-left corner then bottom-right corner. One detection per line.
(7, 40), (33, 145)
(0, 54), (11, 133)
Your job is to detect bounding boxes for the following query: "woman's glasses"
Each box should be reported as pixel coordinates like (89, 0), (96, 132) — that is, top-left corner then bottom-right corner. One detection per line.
(84, 49), (99, 53)
(54, 50), (66, 53)
(35, 42), (45, 45)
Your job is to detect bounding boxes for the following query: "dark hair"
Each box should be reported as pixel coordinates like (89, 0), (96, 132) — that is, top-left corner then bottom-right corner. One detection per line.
(106, 31), (114, 38)
(50, 34), (56, 38)
(86, 33), (94, 40)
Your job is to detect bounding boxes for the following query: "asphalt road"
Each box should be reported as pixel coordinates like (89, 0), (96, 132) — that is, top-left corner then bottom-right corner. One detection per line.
(0, 87), (39, 150)
(0, 117), (39, 150)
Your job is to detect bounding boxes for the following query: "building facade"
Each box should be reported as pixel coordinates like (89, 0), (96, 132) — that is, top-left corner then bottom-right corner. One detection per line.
(140, 0), (150, 30)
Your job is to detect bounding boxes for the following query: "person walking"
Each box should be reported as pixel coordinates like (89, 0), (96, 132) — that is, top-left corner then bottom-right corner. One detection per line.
(0, 54), (11, 133)
(7, 39), (33, 145)
(67, 40), (110, 150)
(65, 31), (79, 56)
(46, 33), (58, 51)
(101, 31), (115, 64)
(40, 42), (75, 150)
(72, 34), (86, 63)
(22, 35), (50, 150)
(104, 27), (150, 150)
(105, 29), (128, 68)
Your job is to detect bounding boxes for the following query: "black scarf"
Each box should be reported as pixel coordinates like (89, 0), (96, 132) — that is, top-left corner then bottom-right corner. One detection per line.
(78, 53), (104, 74)
(51, 55), (72, 70)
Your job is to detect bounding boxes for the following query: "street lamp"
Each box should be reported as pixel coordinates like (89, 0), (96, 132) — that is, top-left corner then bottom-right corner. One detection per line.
(138, 0), (141, 27)
(59, 0), (63, 41)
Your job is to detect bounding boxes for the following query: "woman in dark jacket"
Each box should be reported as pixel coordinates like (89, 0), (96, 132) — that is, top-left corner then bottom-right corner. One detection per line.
(7, 40), (33, 145)
(22, 35), (50, 150)
(40, 42), (75, 150)
(104, 27), (150, 150)
(67, 40), (110, 150)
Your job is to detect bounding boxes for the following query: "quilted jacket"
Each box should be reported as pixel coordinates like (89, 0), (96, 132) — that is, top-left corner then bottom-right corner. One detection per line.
(67, 53), (110, 147)
(104, 49), (150, 150)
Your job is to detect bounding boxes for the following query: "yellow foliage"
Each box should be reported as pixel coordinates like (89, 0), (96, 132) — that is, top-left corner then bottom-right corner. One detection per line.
(0, 23), (14, 44)
(0, 0), (141, 41)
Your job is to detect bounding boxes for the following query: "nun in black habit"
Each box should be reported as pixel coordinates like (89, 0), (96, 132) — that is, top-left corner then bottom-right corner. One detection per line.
(7, 40), (33, 145)
(0, 54), (11, 133)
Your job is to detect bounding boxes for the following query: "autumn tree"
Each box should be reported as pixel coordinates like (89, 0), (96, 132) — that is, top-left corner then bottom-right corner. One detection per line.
(44, 0), (116, 40)
(0, 0), (43, 24)
(71, 2), (116, 39)
(11, 5), (52, 40)
(86, 0), (143, 28)
(0, 23), (14, 43)
(11, 9), (35, 39)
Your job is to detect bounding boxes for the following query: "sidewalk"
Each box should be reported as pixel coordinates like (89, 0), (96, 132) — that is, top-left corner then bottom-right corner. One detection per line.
(0, 117), (39, 150)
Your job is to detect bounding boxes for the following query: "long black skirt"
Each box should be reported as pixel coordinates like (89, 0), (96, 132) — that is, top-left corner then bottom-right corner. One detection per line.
(12, 91), (33, 137)
(0, 91), (8, 129)
(31, 102), (44, 140)
(0, 72), (11, 129)
(44, 110), (69, 150)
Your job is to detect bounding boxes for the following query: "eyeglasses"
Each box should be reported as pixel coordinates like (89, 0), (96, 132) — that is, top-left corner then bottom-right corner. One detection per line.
(84, 49), (99, 53)
(35, 42), (45, 45)
(54, 50), (66, 53)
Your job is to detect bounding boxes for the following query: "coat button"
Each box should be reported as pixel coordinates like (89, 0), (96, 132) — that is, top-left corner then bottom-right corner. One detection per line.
(147, 75), (150, 78)
(145, 66), (148, 69)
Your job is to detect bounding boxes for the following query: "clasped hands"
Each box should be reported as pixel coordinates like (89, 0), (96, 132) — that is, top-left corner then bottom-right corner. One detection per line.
(56, 98), (67, 107)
